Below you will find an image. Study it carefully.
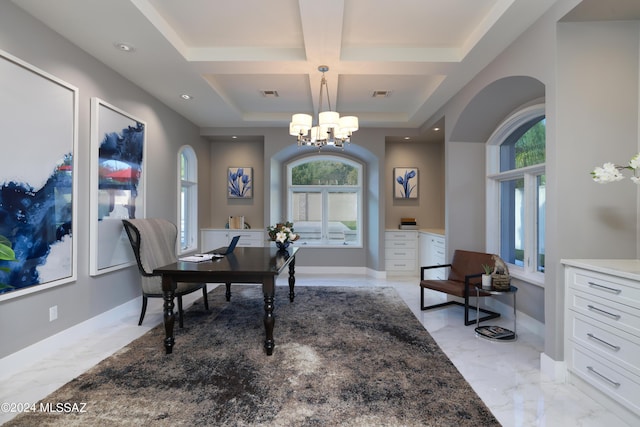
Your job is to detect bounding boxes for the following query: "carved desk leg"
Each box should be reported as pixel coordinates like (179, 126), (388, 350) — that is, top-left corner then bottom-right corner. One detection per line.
(263, 276), (275, 355)
(288, 256), (296, 302)
(161, 275), (176, 354)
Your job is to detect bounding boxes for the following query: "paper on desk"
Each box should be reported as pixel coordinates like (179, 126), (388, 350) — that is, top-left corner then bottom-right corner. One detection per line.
(179, 254), (222, 262)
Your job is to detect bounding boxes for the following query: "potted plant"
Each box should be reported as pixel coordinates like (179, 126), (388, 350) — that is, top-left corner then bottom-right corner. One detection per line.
(481, 264), (493, 289)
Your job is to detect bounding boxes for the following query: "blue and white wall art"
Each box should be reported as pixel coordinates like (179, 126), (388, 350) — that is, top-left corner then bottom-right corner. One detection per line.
(89, 98), (146, 276)
(227, 167), (253, 199)
(394, 167), (419, 199)
(0, 50), (78, 299)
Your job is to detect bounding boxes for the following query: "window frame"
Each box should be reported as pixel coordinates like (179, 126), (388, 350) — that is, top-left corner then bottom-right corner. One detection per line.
(177, 145), (198, 254)
(486, 104), (545, 286)
(286, 155), (363, 248)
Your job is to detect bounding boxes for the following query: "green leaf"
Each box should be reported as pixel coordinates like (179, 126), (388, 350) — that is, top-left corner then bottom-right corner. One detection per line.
(0, 242), (16, 261)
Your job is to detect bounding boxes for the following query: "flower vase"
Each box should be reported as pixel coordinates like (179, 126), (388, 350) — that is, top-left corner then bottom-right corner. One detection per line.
(275, 241), (290, 252)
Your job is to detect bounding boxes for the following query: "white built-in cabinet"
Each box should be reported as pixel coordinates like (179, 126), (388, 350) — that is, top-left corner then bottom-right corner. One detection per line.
(562, 259), (640, 422)
(385, 229), (446, 277)
(385, 230), (418, 276)
(418, 230), (446, 279)
(200, 228), (265, 252)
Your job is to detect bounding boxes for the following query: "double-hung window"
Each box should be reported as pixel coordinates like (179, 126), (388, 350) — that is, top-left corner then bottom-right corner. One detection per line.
(287, 155), (363, 247)
(487, 105), (545, 283)
(178, 146), (197, 253)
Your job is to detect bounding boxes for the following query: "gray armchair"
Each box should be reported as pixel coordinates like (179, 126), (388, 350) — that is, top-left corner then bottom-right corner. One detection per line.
(122, 218), (209, 327)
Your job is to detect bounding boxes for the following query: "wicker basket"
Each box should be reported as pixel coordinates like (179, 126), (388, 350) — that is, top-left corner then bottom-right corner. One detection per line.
(491, 273), (511, 291)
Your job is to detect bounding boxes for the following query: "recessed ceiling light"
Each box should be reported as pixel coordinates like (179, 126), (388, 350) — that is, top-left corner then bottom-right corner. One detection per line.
(114, 42), (135, 53)
(180, 94), (193, 100)
(433, 127), (440, 131)
(231, 136), (238, 139)
(404, 137), (411, 140)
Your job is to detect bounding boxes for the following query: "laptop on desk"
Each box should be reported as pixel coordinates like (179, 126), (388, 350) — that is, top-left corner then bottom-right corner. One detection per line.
(213, 235), (241, 255)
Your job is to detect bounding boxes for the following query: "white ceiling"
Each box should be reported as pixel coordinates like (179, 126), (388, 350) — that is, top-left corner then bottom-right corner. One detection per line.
(11, 0), (607, 137)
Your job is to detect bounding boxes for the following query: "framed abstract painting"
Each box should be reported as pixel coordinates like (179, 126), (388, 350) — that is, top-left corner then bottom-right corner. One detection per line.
(394, 167), (419, 199)
(227, 167), (253, 199)
(89, 98), (146, 276)
(0, 49), (78, 300)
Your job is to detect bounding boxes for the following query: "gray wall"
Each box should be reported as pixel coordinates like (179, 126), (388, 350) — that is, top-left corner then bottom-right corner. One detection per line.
(0, 2), (211, 358)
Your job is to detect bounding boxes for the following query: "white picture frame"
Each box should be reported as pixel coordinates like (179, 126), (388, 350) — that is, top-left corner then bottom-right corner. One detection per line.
(0, 49), (78, 300)
(89, 98), (146, 276)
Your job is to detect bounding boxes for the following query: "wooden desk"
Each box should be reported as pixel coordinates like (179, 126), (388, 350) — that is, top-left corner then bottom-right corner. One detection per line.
(154, 246), (298, 355)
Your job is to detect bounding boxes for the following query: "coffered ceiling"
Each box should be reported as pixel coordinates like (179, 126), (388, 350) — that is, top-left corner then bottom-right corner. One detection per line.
(13, 0), (562, 135)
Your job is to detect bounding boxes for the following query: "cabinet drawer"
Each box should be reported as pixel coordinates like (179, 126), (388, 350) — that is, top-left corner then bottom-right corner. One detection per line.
(569, 268), (640, 308)
(568, 289), (640, 337)
(385, 239), (417, 249)
(386, 248), (417, 260)
(569, 344), (640, 415)
(568, 312), (640, 377)
(385, 260), (416, 271)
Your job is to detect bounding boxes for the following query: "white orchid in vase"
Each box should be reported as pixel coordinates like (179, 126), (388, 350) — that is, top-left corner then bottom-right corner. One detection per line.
(267, 221), (299, 251)
(592, 153), (640, 184)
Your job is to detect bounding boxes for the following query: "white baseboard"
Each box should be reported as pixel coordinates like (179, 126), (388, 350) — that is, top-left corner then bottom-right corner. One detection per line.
(0, 297), (143, 382)
(540, 352), (566, 382)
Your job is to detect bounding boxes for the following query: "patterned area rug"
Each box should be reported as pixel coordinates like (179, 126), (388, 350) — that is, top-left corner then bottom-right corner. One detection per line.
(6, 286), (500, 426)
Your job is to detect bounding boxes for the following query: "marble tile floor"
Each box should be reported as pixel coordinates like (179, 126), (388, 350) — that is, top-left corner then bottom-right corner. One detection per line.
(0, 274), (635, 426)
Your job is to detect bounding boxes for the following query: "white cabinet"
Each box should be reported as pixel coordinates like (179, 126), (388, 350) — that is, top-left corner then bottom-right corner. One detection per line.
(419, 231), (446, 279)
(385, 230), (418, 276)
(563, 260), (640, 420)
(201, 228), (265, 252)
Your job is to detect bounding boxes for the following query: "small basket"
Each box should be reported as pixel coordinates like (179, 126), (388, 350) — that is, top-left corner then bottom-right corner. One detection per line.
(491, 273), (511, 290)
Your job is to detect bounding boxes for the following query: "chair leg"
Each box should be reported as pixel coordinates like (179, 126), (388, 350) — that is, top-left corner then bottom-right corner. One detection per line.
(138, 296), (148, 326)
(177, 296), (184, 328)
(202, 285), (209, 311)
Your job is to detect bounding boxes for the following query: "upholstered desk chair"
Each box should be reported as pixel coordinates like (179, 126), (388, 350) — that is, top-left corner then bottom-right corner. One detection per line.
(122, 218), (209, 327)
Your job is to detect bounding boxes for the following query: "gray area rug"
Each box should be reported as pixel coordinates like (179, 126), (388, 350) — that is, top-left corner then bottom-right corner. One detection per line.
(6, 285), (500, 426)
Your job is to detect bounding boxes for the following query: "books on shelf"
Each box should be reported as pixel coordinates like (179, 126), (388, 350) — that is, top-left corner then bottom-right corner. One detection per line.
(399, 217), (418, 229)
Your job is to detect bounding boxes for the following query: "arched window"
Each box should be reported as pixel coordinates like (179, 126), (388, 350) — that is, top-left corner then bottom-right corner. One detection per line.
(487, 104), (545, 283)
(287, 155), (363, 247)
(178, 146), (197, 253)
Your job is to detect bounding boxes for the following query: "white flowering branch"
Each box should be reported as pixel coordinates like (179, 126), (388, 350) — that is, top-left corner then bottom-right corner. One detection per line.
(592, 153), (640, 184)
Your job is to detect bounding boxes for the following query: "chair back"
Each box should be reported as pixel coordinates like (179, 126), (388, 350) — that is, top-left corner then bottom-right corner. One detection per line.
(122, 218), (178, 277)
(448, 250), (494, 282)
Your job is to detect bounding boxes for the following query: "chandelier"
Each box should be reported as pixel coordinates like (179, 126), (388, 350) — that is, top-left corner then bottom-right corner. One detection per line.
(289, 65), (359, 149)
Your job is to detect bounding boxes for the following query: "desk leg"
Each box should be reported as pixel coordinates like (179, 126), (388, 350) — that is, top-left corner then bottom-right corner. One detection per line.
(263, 276), (275, 355)
(288, 256), (296, 302)
(225, 282), (231, 301)
(161, 275), (176, 354)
